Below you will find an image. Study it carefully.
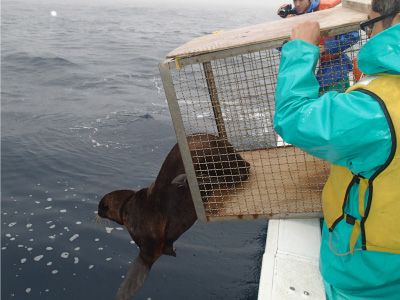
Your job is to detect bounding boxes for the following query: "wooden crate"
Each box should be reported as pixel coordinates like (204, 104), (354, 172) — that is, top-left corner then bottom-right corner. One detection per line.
(159, 3), (368, 222)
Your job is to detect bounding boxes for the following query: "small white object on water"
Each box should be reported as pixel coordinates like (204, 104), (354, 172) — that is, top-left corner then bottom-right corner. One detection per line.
(74, 257), (79, 264)
(46, 247), (53, 251)
(61, 252), (69, 259)
(60, 209), (67, 213)
(34, 255), (44, 262)
(70, 234), (79, 241)
(26, 288), (32, 293)
(89, 265), (94, 269)
(105, 227), (114, 234)
(51, 11), (57, 17)
(21, 258), (27, 264)
(52, 270), (58, 274)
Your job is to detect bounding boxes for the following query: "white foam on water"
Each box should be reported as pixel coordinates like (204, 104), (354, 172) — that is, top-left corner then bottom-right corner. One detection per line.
(70, 234), (79, 241)
(34, 255), (44, 261)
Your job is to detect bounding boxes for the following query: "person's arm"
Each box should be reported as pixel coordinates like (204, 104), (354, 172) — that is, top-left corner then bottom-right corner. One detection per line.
(274, 22), (391, 174)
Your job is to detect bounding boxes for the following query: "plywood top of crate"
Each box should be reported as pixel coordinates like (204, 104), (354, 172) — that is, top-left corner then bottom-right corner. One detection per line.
(342, 0), (371, 13)
(166, 5), (368, 59)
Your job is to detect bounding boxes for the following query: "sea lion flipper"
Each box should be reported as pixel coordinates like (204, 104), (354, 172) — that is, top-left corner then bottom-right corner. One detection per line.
(114, 255), (151, 300)
(163, 244), (177, 257)
(171, 174), (188, 188)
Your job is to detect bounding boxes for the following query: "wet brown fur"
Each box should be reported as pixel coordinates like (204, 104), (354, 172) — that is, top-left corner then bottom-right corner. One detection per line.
(97, 133), (250, 298)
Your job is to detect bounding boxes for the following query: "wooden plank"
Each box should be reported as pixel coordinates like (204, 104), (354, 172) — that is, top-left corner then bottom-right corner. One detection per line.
(166, 6), (367, 59)
(203, 147), (330, 221)
(342, 0), (371, 13)
(159, 62), (207, 222)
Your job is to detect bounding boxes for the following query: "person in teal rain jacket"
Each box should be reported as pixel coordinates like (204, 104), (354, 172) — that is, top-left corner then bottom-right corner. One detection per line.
(277, 0), (360, 92)
(274, 0), (400, 299)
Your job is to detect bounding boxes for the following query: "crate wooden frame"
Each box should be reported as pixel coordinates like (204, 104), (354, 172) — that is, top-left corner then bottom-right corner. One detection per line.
(159, 3), (369, 222)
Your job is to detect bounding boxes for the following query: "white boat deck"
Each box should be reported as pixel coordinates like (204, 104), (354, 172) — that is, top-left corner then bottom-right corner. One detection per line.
(258, 218), (326, 300)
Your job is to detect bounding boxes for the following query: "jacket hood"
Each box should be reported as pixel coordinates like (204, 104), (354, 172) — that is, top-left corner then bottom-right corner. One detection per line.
(358, 23), (400, 75)
(308, 0), (320, 13)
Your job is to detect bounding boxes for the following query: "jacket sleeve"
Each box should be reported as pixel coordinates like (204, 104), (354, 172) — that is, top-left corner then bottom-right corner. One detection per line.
(274, 40), (391, 176)
(324, 31), (360, 55)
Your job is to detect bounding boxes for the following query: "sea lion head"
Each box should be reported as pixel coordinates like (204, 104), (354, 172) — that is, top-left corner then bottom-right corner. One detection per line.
(98, 189), (136, 225)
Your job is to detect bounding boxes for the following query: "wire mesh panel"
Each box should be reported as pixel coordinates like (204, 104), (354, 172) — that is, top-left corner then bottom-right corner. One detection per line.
(160, 19), (368, 221)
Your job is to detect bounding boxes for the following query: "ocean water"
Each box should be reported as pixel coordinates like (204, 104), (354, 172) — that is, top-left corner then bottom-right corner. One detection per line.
(1, 1), (278, 299)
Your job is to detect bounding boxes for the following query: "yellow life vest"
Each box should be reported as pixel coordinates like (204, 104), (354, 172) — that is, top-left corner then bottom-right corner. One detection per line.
(322, 73), (400, 254)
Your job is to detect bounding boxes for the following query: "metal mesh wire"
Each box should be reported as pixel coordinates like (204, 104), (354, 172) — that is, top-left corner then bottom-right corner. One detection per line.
(167, 30), (368, 221)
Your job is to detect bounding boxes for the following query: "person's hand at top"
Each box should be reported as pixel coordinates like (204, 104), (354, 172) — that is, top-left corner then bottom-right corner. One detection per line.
(290, 21), (322, 46)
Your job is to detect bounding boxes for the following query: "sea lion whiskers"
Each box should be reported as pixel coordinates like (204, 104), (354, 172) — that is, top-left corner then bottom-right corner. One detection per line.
(93, 214), (112, 229)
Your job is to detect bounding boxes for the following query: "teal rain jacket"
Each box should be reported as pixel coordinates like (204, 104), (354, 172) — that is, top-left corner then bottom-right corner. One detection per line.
(274, 24), (400, 299)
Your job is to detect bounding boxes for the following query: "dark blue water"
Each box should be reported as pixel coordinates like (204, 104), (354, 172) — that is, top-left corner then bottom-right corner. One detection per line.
(2, 1), (277, 299)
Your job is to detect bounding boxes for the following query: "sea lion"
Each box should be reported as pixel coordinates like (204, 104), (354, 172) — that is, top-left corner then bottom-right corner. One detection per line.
(97, 133), (250, 300)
